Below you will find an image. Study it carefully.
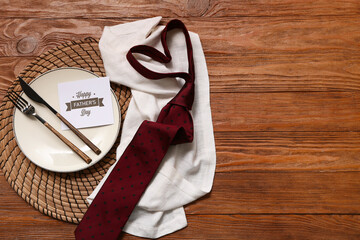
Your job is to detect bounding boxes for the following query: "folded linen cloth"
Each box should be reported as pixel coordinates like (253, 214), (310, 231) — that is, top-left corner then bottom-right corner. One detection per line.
(87, 16), (216, 238)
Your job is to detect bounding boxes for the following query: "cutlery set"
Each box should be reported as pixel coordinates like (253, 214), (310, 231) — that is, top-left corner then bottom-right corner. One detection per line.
(8, 76), (101, 164)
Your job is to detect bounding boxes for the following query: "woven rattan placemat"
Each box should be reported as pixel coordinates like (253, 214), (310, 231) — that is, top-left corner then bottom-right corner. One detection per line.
(0, 38), (131, 223)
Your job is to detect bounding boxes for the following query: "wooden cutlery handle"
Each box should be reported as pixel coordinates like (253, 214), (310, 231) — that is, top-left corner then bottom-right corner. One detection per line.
(44, 122), (92, 164)
(56, 113), (101, 155)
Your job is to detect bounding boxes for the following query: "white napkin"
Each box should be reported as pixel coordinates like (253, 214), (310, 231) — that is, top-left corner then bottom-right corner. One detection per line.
(87, 17), (216, 239)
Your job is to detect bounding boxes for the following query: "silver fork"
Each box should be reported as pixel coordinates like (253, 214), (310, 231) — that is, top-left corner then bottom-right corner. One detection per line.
(8, 90), (92, 164)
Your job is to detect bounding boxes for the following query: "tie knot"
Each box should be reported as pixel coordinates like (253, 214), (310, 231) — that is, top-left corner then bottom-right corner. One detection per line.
(156, 104), (194, 144)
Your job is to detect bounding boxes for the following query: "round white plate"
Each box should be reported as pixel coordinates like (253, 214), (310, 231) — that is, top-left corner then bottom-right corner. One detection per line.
(13, 67), (121, 173)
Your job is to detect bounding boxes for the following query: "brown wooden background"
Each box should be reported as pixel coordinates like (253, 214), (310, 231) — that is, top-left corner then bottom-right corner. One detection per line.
(1, 0), (360, 239)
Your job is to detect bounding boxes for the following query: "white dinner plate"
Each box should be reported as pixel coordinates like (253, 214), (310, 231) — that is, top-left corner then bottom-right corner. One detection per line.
(13, 67), (121, 173)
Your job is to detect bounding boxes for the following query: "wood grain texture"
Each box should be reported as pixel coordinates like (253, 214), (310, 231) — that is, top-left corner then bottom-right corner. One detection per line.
(215, 131), (360, 172)
(2, 171), (360, 240)
(1, 0), (360, 239)
(2, 214), (360, 240)
(3, 171), (360, 216)
(212, 91), (360, 132)
(1, 17), (360, 93)
(4, 17), (360, 56)
(186, 172), (360, 214)
(1, 0), (360, 18)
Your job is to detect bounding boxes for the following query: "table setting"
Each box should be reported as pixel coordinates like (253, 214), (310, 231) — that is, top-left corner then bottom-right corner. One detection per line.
(3, 1), (360, 239)
(0, 17), (216, 239)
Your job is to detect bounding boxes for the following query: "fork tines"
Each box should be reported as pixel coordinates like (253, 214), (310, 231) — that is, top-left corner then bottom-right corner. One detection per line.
(8, 90), (28, 110)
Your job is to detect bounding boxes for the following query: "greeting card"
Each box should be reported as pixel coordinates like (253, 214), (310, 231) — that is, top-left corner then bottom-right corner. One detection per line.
(58, 77), (114, 130)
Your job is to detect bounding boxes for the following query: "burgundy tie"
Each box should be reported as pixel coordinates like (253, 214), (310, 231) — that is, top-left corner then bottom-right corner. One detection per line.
(75, 19), (195, 240)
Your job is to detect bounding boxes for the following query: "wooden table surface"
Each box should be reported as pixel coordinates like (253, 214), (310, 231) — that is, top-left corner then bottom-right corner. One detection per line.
(1, 1), (360, 239)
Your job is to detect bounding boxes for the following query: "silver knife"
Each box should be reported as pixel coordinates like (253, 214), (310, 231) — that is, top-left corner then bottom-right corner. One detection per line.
(19, 76), (101, 155)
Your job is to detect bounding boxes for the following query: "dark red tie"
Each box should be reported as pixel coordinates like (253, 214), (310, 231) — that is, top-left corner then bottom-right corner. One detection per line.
(75, 19), (195, 240)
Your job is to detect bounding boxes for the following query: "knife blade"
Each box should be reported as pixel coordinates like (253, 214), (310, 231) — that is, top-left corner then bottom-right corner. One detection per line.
(19, 76), (101, 155)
